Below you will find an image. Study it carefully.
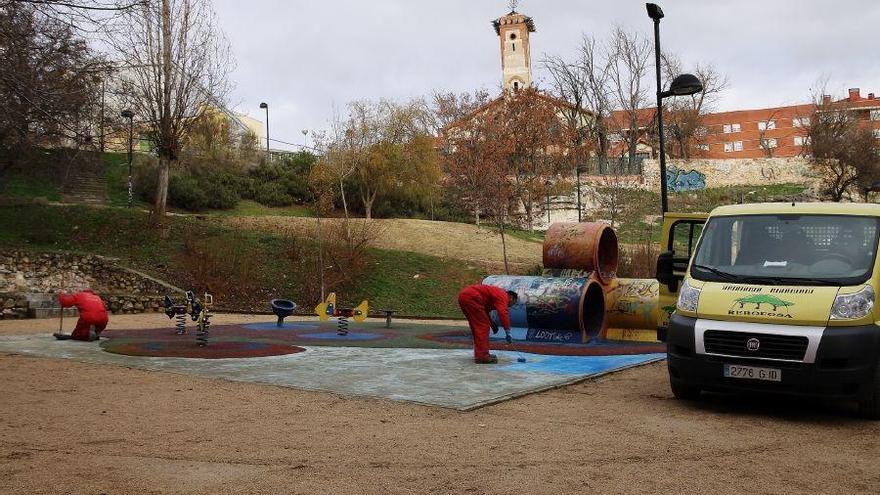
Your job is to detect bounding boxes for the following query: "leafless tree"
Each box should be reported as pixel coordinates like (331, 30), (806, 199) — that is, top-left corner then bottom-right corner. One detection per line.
(0, 2), (108, 167)
(110, 0), (233, 222)
(807, 90), (880, 201)
(660, 54), (728, 159)
(608, 27), (652, 164)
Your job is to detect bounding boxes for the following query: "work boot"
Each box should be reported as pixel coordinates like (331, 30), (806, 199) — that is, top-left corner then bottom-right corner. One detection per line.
(53, 333), (72, 340)
(475, 354), (498, 364)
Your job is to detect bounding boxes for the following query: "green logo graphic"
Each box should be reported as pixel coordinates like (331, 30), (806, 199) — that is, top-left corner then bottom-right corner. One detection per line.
(733, 295), (794, 312)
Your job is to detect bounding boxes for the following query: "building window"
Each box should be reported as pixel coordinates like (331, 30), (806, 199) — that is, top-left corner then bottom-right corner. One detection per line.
(794, 136), (811, 146)
(761, 138), (778, 148)
(757, 120), (776, 131)
(512, 43), (516, 52)
(722, 123), (741, 133)
(607, 133), (623, 143)
(510, 33), (517, 40)
(792, 117), (810, 127)
(871, 110), (880, 121)
(724, 141), (743, 152)
(695, 126), (708, 137)
(873, 129), (880, 139)
(697, 144), (709, 151)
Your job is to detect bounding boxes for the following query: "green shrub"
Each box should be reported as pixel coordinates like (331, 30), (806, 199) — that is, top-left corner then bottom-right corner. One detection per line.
(252, 181), (293, 207)
(168, 174), (210, 211)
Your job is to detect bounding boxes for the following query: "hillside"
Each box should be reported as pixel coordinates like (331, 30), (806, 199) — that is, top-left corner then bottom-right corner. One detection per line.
(219, 216), (545, 268)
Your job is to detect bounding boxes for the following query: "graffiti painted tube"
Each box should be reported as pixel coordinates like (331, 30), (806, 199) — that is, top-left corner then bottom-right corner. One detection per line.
(542, 223), (619, 284)
(604, 278), (660, 331)
(483, 275), (606, 344)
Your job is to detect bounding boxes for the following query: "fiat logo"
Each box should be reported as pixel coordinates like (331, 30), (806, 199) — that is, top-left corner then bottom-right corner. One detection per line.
(746, 338), (761, 352)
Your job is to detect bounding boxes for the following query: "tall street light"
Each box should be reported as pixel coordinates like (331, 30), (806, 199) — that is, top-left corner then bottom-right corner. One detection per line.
(259, 102), (269, 153)
(121, 109), (134, 208)
(647, 3), (703, 216)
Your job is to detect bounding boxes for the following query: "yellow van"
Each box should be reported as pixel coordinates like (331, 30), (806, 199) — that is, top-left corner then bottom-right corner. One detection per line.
(659, 203), (880, 418)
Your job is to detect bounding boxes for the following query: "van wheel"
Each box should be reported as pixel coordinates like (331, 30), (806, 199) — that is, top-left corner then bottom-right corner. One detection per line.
(670, 377), (701, 400)
(857, 362), (880, 420)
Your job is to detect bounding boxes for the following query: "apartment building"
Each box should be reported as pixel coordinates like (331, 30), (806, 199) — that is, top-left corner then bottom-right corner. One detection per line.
(609, 87), (880, 160)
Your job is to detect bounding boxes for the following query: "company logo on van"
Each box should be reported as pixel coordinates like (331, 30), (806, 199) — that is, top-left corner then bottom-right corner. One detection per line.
(728, 295), (795, 319)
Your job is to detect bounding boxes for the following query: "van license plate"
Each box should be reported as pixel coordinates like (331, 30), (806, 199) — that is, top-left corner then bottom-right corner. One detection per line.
(724, 364), (781, 382)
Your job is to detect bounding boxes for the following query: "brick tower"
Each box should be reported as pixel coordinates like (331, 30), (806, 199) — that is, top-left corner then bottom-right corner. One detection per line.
(493, 4), (535, 91)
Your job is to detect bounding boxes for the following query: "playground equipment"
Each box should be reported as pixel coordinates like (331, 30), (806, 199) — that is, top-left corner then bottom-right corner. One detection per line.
(485, 221), (619, 344)
(315, 293), (368, 336)
(542, 222), (619, 283)
(270, 299), (297, 327)
(163, 291), (213, 347)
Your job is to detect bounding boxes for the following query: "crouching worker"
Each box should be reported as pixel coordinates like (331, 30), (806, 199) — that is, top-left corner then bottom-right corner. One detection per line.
(53, 289), (109, 341)
(457, 284), (518, 364)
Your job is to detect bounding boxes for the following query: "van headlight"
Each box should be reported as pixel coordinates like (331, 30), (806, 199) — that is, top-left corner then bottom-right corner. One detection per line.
(830, 285), (874, 320)
(676, 279), (701, 313)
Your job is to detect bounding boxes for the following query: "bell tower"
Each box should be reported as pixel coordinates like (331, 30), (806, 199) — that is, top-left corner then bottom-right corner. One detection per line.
(493, 2), (535, 91)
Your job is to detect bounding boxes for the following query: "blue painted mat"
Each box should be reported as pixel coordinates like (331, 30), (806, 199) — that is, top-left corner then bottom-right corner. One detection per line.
(495, 352), (666, 375)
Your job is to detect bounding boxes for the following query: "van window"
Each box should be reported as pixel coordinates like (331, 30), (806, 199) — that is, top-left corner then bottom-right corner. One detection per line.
(691, 214), (880, 286)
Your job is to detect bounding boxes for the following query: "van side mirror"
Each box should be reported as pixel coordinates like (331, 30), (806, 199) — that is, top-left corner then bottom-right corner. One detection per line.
(656, 251), (679, 292)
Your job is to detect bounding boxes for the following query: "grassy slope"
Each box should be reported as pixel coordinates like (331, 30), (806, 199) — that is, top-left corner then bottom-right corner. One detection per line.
(0, 204), (481, 317)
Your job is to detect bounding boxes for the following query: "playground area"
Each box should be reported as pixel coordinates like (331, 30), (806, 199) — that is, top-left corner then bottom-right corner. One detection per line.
(0, 315), (664, 410)
(1, 313), (878, 494)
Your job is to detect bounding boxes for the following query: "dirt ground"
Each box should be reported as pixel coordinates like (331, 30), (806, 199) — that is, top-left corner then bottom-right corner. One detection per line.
(2, 315), (879, 494)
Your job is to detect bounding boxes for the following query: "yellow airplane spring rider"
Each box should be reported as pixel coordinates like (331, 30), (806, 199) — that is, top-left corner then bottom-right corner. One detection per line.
(314, 293), (368, 336)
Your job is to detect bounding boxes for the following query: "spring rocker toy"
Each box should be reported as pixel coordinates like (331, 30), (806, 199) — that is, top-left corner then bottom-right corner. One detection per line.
(164, 290), (213, 347)
(314, 293), (368, 336)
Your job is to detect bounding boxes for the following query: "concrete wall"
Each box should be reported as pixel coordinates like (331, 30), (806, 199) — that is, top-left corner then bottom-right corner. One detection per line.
(641, 157), (815, 192)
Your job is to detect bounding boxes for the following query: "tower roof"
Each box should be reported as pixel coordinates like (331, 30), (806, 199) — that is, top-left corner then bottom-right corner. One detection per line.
(492, 11), (536, 35)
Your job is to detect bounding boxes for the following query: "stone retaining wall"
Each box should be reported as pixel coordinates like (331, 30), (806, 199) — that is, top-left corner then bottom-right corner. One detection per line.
(0, 250), (182, 319)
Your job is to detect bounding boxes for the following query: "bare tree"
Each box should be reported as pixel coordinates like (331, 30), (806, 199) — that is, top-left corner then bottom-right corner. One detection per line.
(756, 108), (782, 158)
(660, 55), (728, 159)
(0, 2), (107, 167)
(111, 0), (233, 222)
(807, 93), (880, 201)
(608, 27), (652, 164)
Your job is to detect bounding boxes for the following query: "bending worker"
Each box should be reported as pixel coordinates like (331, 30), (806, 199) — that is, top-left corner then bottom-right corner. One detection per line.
(54, 289), (109, 341)
(457, 284), (518, 364)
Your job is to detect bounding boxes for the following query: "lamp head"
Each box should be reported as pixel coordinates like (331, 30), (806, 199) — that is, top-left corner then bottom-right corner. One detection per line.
(259, 102), (268, 109)
(121, 109), (134, 119)
(665, 73), (703, 97)
(646, 3), (664, 20)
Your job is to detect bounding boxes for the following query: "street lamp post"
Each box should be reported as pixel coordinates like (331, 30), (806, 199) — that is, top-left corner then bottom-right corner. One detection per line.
(301, 129), (308, 149)
(121, 109), (134, 208)
(259, 102), (269, 153)
(647, 3), (703, 216)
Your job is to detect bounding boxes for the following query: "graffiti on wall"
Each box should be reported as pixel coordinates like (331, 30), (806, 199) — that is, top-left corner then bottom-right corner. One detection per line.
(666, 166), (706, 192)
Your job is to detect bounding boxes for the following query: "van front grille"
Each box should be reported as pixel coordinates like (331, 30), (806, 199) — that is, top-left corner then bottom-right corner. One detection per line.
(704, 330), (808, 361)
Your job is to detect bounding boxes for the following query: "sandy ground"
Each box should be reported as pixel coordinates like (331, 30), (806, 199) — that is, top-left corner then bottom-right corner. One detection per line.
(2, 315), (879, 494)
(219, 216), (544, 267)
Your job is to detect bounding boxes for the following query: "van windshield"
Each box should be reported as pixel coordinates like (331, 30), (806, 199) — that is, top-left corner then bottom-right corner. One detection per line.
(691, 214), (880, 286)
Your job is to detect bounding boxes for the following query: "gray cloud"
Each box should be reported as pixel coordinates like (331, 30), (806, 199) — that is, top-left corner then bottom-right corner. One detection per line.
(215, 0), (880, 150)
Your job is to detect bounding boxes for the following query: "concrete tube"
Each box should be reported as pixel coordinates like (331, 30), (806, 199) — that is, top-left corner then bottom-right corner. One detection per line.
(483, 275), (606, 343)
(604, 278), (660, 331)
(543, 223), (619, 284)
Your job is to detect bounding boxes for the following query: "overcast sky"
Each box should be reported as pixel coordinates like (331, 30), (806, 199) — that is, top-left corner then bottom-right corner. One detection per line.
(214, 0), (880, 151)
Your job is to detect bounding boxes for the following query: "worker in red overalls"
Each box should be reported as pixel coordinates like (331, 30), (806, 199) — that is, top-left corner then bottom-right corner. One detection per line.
(458, 284), (518, 364)
(54, 289), (109, 341)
